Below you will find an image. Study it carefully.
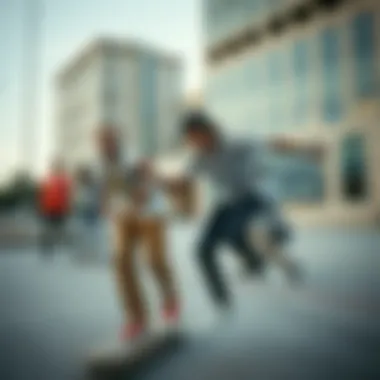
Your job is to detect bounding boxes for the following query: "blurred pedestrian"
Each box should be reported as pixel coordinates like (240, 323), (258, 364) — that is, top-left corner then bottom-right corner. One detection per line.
(96, 126), (178, 341)
(38, 159), (72, 256)
(74, 166), (101, 259)
(180, 112), (307, 309)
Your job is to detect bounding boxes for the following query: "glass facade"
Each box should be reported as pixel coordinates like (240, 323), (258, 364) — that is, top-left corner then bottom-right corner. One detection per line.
(205, 55), (268, 134)
(292, 38), (310, 126)
(245, 56), (266, 133)
(206, 3), (379, 130)
(351, 12), (377, 98)
(320, 26), (343, 124)
(266, 47), (286, 132)
(205, 3), (378, 205)
(205, 0), (286, 45)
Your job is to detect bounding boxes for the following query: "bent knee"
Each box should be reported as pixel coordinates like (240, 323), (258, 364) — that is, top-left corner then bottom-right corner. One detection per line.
(197, 238), (217, 263)
(149, 254), (169, 272)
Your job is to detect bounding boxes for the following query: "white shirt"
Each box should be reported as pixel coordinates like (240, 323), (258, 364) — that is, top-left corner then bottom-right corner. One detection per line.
(98, 148), (169, 218)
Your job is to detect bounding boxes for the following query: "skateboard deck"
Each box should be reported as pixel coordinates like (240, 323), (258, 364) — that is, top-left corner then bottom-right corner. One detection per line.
(87, 328), (183, 379)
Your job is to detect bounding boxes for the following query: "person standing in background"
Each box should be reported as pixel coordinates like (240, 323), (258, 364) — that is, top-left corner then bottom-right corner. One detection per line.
(74, 166), (101, 259)
(38, 159), (72, 256)
(96, 126), (179, 340)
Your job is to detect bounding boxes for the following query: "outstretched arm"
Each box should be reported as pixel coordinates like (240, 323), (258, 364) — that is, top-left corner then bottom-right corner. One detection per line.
(269, 136), (326, 159)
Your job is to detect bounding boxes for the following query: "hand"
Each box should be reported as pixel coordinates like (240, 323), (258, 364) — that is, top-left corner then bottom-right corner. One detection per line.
(130, 187), (149, 207)
(100, 201), (110, 217)
(271, 138), (297, 153)
(309, 144), (325, 160)
(272, 138), (325, 160)
(137, 159), (154, 179)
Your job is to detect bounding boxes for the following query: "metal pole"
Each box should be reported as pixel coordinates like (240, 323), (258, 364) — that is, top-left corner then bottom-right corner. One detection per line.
(0, 1), (11, 124)
(20, 0), (43, 175)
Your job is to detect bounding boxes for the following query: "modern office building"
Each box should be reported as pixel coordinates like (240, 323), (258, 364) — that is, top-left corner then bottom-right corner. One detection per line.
(203, 0), (380, 224)
(55, 38), (183, 170)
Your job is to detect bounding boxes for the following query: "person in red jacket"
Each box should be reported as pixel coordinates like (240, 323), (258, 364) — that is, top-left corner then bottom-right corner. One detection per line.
(39, 159), (72, 255)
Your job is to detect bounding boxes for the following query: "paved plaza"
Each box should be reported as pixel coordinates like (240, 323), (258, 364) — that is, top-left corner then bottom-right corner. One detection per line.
(0, 224), (379, 380)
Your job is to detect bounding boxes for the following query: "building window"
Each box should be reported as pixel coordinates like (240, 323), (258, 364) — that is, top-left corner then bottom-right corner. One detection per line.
(292, 38), (310, 126)
(139, 54), (157, 155)
(320, 26), (343, 123)
(206, 0), (271, 45)
(246, 56), (262, 127)
(351, 11), (377, 98)
(103, 56), (120, 124)
(266, 48), (286, 131)
(341, 134), (367, 200)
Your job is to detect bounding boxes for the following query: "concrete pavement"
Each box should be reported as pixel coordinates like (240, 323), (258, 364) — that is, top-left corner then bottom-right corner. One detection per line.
(0, 225), (379, 380)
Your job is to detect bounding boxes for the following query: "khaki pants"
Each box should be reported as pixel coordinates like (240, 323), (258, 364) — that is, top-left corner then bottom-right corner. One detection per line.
(112, 213), (176, 324)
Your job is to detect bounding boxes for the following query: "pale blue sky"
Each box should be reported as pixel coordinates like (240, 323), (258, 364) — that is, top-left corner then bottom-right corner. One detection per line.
(0, 0), (201, 180)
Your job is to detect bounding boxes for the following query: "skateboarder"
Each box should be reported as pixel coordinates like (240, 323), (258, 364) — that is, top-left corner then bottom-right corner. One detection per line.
(96, 126), (179, 340)
(181, 112), (319, 308)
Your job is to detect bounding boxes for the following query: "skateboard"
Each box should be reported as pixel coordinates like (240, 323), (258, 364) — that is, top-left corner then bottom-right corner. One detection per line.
(87, 327), (183, 380)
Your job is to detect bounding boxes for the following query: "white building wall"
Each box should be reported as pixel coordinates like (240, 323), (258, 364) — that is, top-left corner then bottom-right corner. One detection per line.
(57, 40), (183, 171)
(101, 52), (141, 150)
(57, 55), (102, 170)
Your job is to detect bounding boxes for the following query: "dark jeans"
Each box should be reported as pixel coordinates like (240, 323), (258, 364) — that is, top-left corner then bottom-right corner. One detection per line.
(40, 213), (68, 254)
(79, 208), (99, 226)
(198, 193), (287, 307)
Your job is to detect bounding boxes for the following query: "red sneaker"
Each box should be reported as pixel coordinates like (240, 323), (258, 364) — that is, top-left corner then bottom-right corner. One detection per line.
(120, 322), (145, 341)
(162, 301), (180, 324)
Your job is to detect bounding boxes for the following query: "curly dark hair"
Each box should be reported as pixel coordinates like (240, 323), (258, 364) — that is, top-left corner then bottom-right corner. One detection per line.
(181, 111), (219, 138)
